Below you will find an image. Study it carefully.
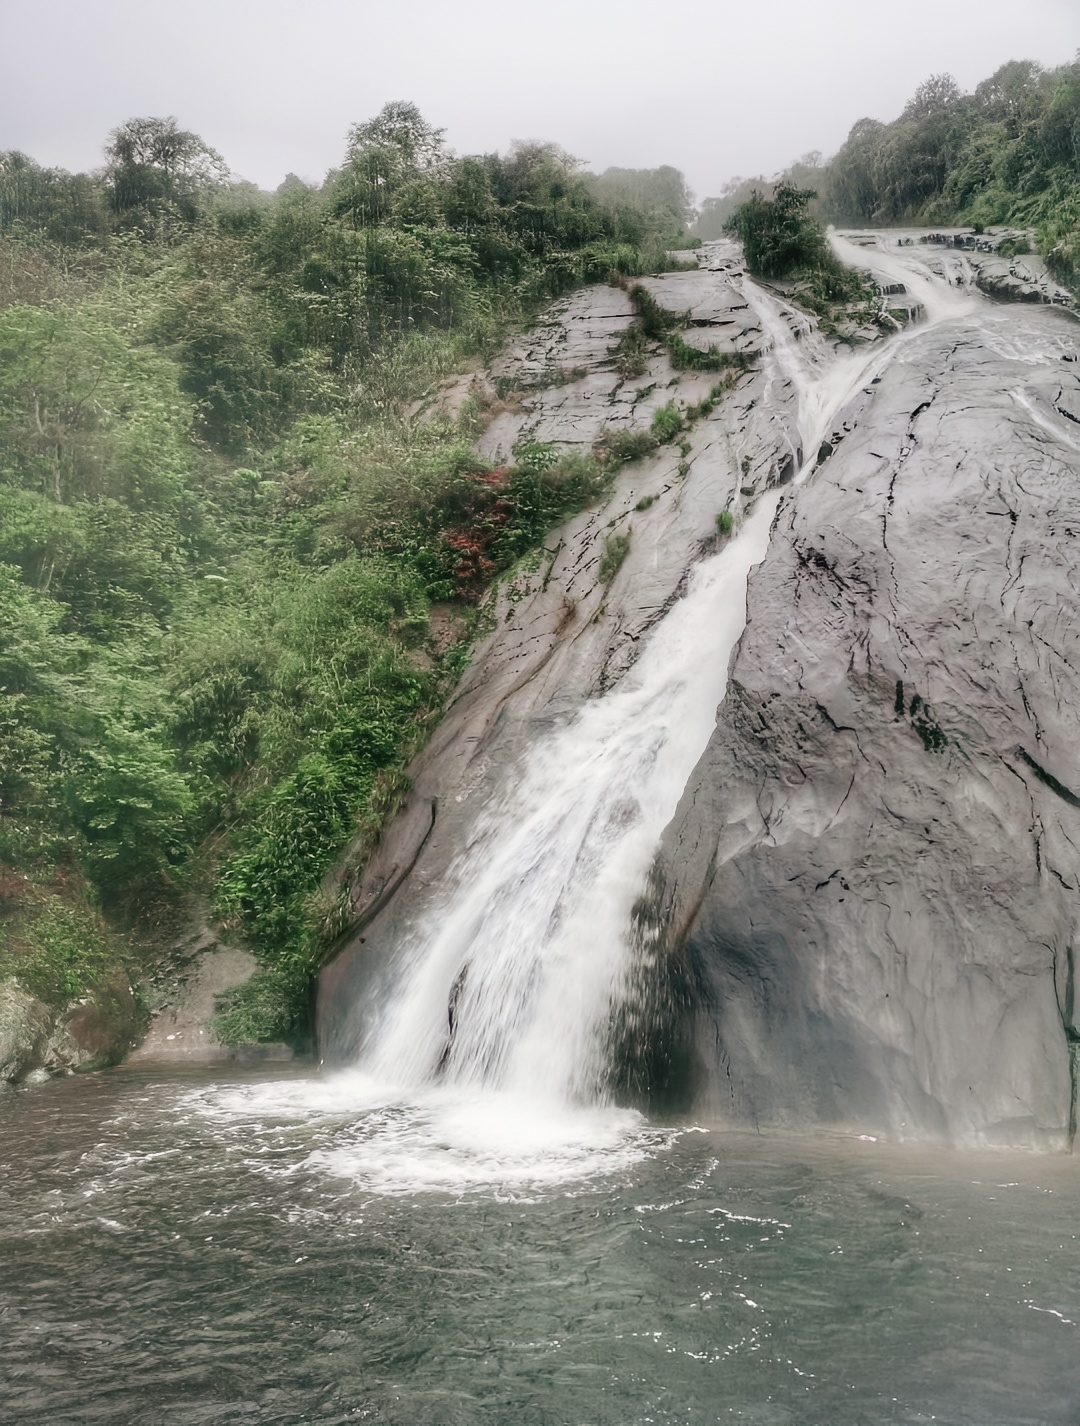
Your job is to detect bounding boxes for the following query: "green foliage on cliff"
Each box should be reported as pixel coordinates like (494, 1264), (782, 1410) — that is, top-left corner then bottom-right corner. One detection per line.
(723, 184), (871, 320)
(0, 105), (691, 1044)
(822, 58), (1080, 285)
(0, 887), (117, 1008)
(598, 530), (631, 584)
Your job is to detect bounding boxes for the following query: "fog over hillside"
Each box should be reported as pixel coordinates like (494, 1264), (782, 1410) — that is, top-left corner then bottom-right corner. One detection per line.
(3, 0), (1078, 200)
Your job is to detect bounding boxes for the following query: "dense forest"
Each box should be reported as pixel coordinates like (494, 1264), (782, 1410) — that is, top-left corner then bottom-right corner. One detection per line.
(2, 52), (1077, 1057)
(697, 55), (1080, 288)
(0, 104), (693, 1047)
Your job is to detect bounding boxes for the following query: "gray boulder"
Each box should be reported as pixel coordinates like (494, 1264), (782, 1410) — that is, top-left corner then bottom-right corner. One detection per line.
(0, 979), (51, 1083)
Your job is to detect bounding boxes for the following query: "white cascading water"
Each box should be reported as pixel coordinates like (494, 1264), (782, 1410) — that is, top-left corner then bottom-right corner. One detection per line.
(362, 491), (780, 1105)
(191, 238), (994, 1193)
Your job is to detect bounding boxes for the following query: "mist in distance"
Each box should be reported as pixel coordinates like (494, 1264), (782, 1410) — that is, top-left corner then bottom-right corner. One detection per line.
(3, 0), (1079, 202)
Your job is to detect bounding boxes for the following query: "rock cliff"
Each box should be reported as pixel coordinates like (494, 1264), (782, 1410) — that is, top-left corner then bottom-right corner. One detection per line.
(319, 247), (809, 1056)
(657, 298), (1080, 1147)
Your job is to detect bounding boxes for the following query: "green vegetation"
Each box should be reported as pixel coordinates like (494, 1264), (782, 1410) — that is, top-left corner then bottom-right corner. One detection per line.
(700, 57), (1080, 295)
(613, 321), (650, 377)
(723, 182), (832, 278)
(596, 427), (659, 467)
(716, 510), (735, 537)
(692, 153), (828, 240)
(0, 104), (693, 1048)
(723, 183), (872, 322)
(611, 280), (677, 376)
(825, 60), (1080, 287)
(650, 403), (684, 444)
(666, 332), (754, 373)
(598, 530), (632, 584)
(0, 879), (118, 1008)
(614, 279), (762, 380)
(586, 167), (698, 252)
(686, 381), (737, 422)
(593, 397), (690, 474)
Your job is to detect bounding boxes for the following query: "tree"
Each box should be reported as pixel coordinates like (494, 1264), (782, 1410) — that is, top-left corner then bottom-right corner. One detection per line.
(334, 104), (447, 227)
(588, 166), (694, 233)
(974, 60), (1046, 125)
(0, 152), (107, 243)
(694, 176), (772, 239)
(345, 101), (446, 174)
(724, 183), (829, 277)
(903, 74), (962, 121)
(104, 116), (228, 220)
(826, 118), (887, 223)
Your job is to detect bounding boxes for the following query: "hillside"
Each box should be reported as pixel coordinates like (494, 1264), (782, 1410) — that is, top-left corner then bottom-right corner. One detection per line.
(0, 104), (692, 1071)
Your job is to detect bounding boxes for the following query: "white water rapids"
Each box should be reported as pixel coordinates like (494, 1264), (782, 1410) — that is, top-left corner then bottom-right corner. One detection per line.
(193, 237), (1001, 1193)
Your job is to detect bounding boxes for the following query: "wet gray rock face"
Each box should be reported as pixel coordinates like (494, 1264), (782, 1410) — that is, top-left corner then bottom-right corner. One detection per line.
(843, 228), (1075, 311)
(660, 307), (1080, 1148)
(0, 972), (147, 1085)
(971, 253), (1073, 307)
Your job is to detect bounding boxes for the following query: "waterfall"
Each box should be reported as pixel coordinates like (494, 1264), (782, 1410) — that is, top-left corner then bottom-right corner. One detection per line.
(352, 239), (992, 1114)
(351, 252), (970, 1111)
(363, 491), (782, 1105)
(193, 235), (1013, 1191)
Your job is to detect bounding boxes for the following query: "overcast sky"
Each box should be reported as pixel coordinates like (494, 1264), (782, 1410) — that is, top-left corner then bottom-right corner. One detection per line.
(3, 0), (1079, 201)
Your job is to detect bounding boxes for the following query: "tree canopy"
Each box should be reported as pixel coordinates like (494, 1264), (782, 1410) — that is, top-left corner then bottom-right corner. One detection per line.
(819, 55), (1080, 280)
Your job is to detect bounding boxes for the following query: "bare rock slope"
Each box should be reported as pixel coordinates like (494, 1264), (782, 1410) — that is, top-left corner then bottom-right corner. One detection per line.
(658, 304), (1080, 1147)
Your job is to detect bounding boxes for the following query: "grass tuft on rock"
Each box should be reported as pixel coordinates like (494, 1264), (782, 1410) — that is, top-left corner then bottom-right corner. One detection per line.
(598, 530), (632, 584)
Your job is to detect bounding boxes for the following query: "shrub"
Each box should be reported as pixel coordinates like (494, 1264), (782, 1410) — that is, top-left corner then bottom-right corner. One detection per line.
(614, 323), (649, 377)
(598, 529), (631, 583)
(0, 889), (116, 1007)
(212, 964), (309, 1046)
(650, 403), (683, 443)
(628, 283), (679, 339)
(597, 426), (657, 467)
(716, 510), (735, 536)
(686, 381), (733, 422)
(501, 451), (610, 556)
(724, 183), (830, 278)
(667, 333), (758, 374)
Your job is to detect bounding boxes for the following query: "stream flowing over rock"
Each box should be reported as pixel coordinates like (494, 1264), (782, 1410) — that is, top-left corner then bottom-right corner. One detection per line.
(320, 235), (1080, 1149)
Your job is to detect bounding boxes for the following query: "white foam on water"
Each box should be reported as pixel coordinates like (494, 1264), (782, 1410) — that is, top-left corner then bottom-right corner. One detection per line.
(180, 1072), (669, 1198)
(829, 231), (984, 329)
